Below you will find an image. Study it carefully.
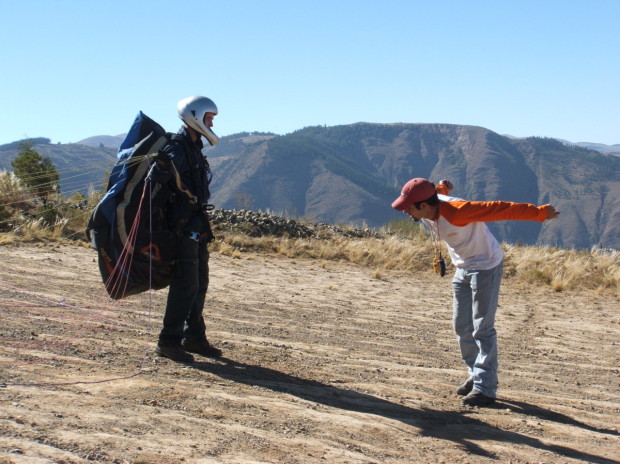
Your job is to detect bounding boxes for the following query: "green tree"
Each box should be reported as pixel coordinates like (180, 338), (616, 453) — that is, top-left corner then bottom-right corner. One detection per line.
(11, 140), (60, 206)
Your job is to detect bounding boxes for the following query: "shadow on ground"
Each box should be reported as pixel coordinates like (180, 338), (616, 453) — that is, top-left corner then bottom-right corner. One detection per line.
(193, 358), (619, 463)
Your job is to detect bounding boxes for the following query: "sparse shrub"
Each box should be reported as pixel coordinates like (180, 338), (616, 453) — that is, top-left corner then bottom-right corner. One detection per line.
(0, 169), (38, 232)
(372, 269), (386, 280)
(551, 273), (568, 292)
(0, 171), (21, 226)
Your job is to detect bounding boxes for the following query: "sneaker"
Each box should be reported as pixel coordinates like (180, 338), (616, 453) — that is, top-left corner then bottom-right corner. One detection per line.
(182, 340), (222, 358)
(462, 390), (495, 407)
(456, 378), (474, 396)
(155, 344), (195, 363)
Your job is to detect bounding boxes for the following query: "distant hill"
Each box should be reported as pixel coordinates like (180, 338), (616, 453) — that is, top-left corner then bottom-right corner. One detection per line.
(504, 135), (620, 155)
(1, 125), (618, 249)
(561, 141), (620, 155)
(0, 138), (117, 195)
(205, 124), (619, 249)
(77, 135), (126, 149)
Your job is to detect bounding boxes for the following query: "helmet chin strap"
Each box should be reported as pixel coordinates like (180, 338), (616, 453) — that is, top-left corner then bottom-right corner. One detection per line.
(202, 128), (219, 146)
(185, 124), (219, 146)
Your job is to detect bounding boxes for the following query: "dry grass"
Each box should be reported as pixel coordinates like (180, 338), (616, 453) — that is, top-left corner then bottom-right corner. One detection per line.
(503, 244), (620, 294)
(212, 233), (433, 271)
(0, 209), (618, 296)
(211, 232), (619, 295)
(0, 217), (70, 244)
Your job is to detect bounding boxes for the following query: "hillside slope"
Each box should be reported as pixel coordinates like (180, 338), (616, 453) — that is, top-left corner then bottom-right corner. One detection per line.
(207, 124), (620, 248)
(1, 124), (618, 248)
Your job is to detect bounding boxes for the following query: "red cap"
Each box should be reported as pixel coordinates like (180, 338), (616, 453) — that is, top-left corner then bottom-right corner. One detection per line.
(391, 178), (436, 210)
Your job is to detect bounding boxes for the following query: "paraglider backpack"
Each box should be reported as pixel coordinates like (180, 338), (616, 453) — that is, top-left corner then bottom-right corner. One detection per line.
(86, 112), (177, 300)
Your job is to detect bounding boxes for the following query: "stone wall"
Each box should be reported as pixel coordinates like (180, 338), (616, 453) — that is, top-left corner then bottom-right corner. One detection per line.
(209, 209), (378, 239)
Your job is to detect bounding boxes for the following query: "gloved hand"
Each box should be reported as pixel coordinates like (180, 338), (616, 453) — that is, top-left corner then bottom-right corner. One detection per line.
(155, 150), (171, 168)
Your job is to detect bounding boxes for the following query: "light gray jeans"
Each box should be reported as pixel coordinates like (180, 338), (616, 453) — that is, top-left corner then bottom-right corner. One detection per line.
(452, 260), (504, 398)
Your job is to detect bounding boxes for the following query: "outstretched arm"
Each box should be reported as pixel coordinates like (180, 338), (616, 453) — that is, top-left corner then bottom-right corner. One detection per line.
(441, 200), (559, 226)
(434, 180), (560, 224)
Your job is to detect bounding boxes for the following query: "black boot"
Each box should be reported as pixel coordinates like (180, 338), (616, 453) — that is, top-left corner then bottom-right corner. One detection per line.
(182, 340), (222, 358)
(155, 344), (194, 363)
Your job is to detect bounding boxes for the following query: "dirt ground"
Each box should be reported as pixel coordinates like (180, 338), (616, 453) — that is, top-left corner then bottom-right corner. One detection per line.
(0, 243), (618, 464)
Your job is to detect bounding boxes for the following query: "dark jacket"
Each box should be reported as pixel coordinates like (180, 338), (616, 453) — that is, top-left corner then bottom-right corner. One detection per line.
(153, 127), (212, 234)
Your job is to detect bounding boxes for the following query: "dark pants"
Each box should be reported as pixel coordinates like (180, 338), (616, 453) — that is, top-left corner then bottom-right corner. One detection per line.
(158, 235), (209, 346)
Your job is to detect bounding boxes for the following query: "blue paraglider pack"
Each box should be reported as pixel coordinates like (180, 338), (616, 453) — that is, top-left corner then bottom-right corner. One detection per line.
(86, 112), (176, 300)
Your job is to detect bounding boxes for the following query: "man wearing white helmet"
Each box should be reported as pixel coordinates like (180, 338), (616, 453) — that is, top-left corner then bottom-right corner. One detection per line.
(153, 96), (222, 363)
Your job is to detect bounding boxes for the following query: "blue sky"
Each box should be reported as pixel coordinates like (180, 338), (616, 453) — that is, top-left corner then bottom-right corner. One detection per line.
(1, 0), (618, 146)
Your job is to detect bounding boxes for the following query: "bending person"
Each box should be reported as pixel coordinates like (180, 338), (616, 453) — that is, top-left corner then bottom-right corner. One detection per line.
(392, 178), (559, 406)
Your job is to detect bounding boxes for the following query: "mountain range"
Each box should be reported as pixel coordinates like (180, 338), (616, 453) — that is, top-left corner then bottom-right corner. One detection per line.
(1, 124), (618, 249)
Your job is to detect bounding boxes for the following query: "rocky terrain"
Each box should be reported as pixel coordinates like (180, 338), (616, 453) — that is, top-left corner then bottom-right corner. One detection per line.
(209, 208), (379, 239)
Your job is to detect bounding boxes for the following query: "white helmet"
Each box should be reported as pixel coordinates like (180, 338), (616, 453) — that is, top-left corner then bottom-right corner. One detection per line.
(177, 96), (220, 146)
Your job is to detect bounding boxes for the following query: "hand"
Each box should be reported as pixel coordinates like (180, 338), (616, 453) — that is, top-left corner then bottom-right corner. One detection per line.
(439, 179), (453, 193)
(544, 205), (560, 219)
(155, 150), (171, 168)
